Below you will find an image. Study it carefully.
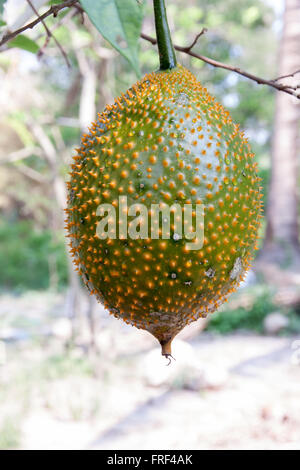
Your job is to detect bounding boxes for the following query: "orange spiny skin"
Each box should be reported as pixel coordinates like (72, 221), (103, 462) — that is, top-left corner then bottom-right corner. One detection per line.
(66, 65), (262, 354)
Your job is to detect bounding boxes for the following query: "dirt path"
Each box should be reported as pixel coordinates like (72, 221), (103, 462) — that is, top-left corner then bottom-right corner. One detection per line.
(1, 292), (299, 450)
(87, 335), (300, 450)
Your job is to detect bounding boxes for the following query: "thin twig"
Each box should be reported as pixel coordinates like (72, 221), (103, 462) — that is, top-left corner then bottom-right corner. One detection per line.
(272, 69), (300, 82)
(182, 27), (207, 52)
(26, 0), (71, 68)
(38, 7), (77, 60)
(141, 32), (300, 99)
(0, 146), (42, 164)
(0, 0), (78, 48)
(15, 162), (48, 183)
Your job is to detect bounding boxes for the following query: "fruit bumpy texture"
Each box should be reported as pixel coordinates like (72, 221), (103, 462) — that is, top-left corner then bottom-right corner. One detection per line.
(66, 65), (262, 355)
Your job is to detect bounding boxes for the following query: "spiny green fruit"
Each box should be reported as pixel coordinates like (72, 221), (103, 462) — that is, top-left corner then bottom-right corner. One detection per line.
(66, 65), (262, 356)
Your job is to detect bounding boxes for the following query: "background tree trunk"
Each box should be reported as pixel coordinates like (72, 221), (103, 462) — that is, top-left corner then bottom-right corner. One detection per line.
(260, 0), (300, 267)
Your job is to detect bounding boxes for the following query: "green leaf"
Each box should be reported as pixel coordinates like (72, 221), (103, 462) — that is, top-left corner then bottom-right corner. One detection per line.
(8, 34), (39, 54)
(80, 0), (144, 75)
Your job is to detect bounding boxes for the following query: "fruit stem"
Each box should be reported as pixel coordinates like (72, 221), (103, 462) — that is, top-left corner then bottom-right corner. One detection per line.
(153, 0), (177, 70)
(160, 337), (174, 359)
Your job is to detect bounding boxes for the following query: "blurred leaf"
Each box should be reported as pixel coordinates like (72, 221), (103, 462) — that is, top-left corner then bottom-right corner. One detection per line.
(7, 115), (35, 146)
(206, 287), (275, 334)
(80, 0), (144, 75)
(0, 417), (21, 450)
(0, 0), (6, 16)
(8, 34), (39, 54)
(242, 6), (261, 26)
(0, 220), (68, 291)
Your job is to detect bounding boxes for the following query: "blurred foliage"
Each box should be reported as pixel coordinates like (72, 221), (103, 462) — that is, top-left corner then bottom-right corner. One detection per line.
(206, 286), (300, 334)
(0, 417), (21, 450)
(0, 220), (68, 291)
(39, 353), (94, 381)
(0, 1), (5, 16)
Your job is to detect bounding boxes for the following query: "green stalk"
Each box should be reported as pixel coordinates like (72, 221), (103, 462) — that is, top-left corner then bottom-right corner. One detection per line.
(153, 0), (177, 70)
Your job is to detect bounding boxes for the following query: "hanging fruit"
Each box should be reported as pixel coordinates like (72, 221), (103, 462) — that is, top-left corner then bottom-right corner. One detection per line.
(66, 0), (262, 359)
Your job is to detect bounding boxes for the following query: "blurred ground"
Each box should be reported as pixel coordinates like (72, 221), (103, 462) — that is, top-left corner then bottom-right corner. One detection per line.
(0, 290), (299, 450)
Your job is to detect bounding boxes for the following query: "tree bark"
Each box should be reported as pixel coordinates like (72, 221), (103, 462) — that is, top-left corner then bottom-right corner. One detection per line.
(261, 0), (300, 266)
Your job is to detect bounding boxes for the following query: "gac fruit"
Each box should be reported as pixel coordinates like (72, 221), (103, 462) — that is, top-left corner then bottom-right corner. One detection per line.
(66, 65), (262, 357)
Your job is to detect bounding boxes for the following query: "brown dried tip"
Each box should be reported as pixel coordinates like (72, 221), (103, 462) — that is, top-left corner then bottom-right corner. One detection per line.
(160, 338), (176, 365)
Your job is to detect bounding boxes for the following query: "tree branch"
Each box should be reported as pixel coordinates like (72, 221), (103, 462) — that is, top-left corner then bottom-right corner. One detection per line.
(0, 0), (79, 48)
(37, 6), (77, 60)
(141, 32), (300, 99)
(1, 2), (299, 100)
(26, 0), (71, 67)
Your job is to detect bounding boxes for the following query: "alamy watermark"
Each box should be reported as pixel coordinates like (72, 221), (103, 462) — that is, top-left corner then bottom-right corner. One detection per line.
(95, 196), (204, 251)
